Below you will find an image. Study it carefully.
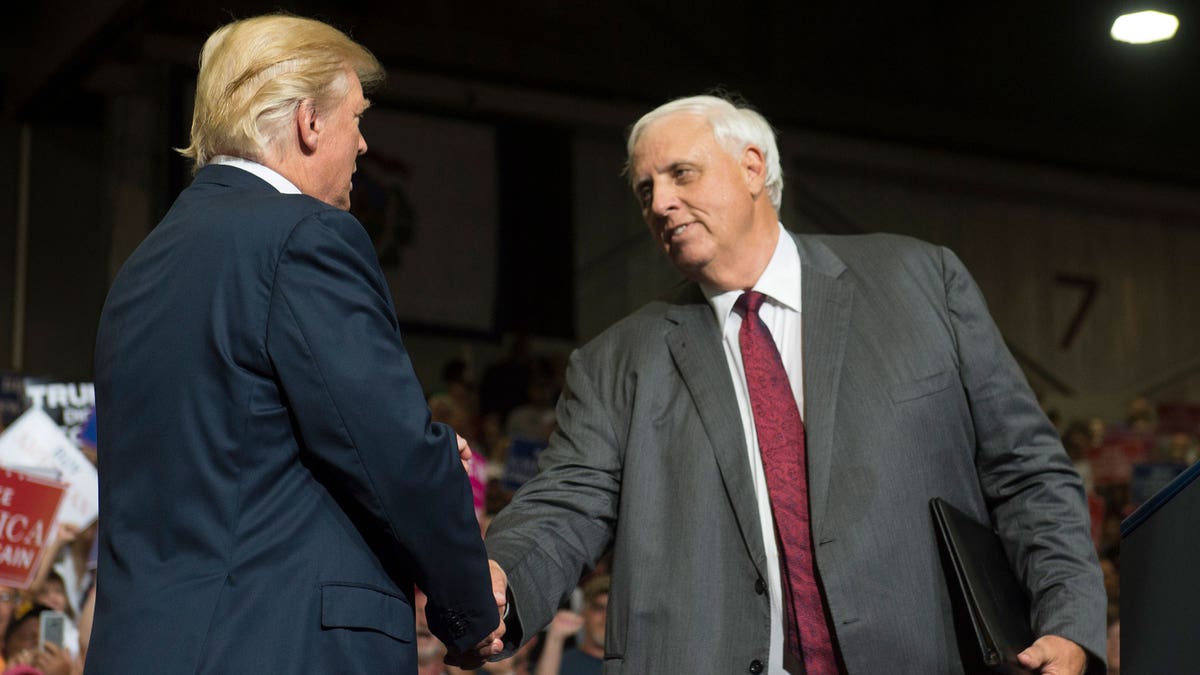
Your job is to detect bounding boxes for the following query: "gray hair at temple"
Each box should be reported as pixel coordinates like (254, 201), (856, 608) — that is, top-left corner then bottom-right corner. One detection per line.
(625, 94), (784, 212)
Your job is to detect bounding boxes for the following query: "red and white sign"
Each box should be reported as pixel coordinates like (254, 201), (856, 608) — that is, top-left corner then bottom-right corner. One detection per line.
(0, 469), (65, 588)
(1087, 431), (1153, 487)
(0, 407), (98, 529)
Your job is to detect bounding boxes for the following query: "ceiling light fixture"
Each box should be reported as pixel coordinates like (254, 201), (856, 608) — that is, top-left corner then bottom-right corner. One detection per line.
(1111, 10), (1180, 44)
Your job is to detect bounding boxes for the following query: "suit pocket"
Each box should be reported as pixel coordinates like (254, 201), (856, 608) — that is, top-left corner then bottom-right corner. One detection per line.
(889, 369), (956, 403)
(320, 583), (414, 642)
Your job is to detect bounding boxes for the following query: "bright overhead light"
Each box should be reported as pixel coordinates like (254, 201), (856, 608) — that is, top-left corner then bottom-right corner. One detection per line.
(1111, 10), (1179, 44)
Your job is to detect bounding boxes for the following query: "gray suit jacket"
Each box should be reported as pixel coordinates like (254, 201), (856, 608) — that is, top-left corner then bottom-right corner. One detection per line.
(485, 232), (1105, 674)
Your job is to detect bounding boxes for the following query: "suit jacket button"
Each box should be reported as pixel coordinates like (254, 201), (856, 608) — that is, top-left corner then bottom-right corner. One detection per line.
(754, 578), (766, 595)
(749, 660), (764, 674)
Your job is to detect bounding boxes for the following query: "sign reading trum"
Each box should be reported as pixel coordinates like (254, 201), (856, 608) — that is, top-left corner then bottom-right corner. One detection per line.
(0, 470), (65, 588)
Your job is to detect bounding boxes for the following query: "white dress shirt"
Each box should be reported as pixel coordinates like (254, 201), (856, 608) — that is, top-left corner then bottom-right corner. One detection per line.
(702, 222), (803, 675)
(210, 155), (302, 194)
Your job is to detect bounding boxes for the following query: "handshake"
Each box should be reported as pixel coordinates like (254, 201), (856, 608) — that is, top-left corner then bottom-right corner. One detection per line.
(447, 436), (510, 668)
(444, 560), (510, 668)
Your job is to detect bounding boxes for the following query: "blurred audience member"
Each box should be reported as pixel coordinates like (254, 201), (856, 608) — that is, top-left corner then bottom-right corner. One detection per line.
(1164, 431), (1196, 465)
(1100, 557), (1119, 627)
(442, 359), (480, 425)
(535, 575), (608, 675)
(73, 588), (92, 671)
(1126, 397), (1155, 434)
(30, 524), (94, 622)
(1062, 419), (1095, 494)
(1, 604), (74, 675)
(0, 586), (17, 668)
(429, 387), (489, 520)
(416, 590), (449, 675)
(30, 574), (78, 661)
(1088, 417), (1107, 448)
(533, 609), (583, 675)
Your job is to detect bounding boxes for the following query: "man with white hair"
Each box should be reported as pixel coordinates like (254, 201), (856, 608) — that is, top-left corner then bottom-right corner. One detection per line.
(90, 14), (502, 673)
(481, 94), (1105, 674)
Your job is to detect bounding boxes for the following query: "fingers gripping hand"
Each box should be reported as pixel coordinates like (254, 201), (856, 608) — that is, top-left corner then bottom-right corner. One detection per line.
(444, 560), (510, 668)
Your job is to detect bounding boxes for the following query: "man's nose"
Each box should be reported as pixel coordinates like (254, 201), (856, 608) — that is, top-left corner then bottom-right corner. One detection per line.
(650, 183), (679, 216)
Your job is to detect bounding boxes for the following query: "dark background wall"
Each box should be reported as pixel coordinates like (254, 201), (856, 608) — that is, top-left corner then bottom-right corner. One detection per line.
(0, 1), (1197, 419)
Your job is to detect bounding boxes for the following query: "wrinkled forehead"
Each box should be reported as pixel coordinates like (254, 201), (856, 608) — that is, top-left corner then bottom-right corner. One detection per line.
(628, 113), (717, 176)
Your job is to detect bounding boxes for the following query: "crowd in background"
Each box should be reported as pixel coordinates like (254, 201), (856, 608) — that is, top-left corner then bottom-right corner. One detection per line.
(1047, 395), (1199, 675)
(0, 338), (1185, 674)
(0, 521), (96, 675)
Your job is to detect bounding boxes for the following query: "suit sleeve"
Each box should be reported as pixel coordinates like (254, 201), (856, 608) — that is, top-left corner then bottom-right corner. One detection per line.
(266, 208), (498, 652)
(941, 246), (1107, 671)
(484, 347), (621, 654)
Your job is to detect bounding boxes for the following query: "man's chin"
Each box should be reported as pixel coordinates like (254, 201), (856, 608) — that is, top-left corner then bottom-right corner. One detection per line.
(668, 249), (705, 273)
(672, 258), (716, 286)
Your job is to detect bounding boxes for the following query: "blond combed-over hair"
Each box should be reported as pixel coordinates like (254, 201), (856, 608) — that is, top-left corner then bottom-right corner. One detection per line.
(178, 14), (384, 169)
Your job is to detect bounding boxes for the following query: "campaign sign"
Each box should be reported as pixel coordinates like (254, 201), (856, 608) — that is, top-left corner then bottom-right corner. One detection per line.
(0, 408), (99, 529)
(1088, 431), (1153, 487)
(0, 469), (65, 588)
(501, 438), (548, 493)
(22, 380), (95, 448)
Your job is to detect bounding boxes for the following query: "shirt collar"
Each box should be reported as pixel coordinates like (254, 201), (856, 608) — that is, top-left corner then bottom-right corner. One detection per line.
(703, 222), (802, 333)
(210, 155), (302, 195)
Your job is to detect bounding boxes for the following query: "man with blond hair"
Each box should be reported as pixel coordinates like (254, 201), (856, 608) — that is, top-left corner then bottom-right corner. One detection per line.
(482, 94), (1106, 674)
(89, 14), (501, 673)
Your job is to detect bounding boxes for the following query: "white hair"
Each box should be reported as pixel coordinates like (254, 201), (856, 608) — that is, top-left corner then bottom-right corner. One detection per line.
(626, 94), (783, 212)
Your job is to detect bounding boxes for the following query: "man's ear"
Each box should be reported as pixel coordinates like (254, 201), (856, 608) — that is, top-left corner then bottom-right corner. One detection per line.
(741, 144), (767, 198)
(295, 99), (321, 153)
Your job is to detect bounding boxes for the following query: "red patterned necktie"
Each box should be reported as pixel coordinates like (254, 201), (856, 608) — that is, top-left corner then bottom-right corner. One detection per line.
(736, 290), (838, 675)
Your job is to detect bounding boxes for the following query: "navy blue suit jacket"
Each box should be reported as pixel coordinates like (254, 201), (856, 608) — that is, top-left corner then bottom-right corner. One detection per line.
(88, 165), (497, 673)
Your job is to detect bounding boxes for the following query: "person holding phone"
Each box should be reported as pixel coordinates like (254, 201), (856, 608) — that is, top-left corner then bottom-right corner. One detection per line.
(1, 604), (73, 675)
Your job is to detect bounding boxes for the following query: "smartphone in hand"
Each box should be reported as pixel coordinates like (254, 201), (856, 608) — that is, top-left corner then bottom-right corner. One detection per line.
(38, 610), (66, 652)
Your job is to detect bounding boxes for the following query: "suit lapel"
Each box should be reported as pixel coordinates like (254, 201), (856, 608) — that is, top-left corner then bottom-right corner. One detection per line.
(665, 298), (768, 577)
(796, 235), (854, 539)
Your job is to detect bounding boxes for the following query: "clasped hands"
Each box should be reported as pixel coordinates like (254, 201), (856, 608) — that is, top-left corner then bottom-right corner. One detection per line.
(444, 560), (509, 668)
(443, 435), (508, 667)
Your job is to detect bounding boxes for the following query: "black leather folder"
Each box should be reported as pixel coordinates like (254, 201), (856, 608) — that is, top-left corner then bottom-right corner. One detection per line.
(930, 497), (1034, 674)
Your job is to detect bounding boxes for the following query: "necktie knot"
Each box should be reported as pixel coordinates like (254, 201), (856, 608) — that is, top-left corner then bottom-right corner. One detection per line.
(736, 290), (767, 316)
